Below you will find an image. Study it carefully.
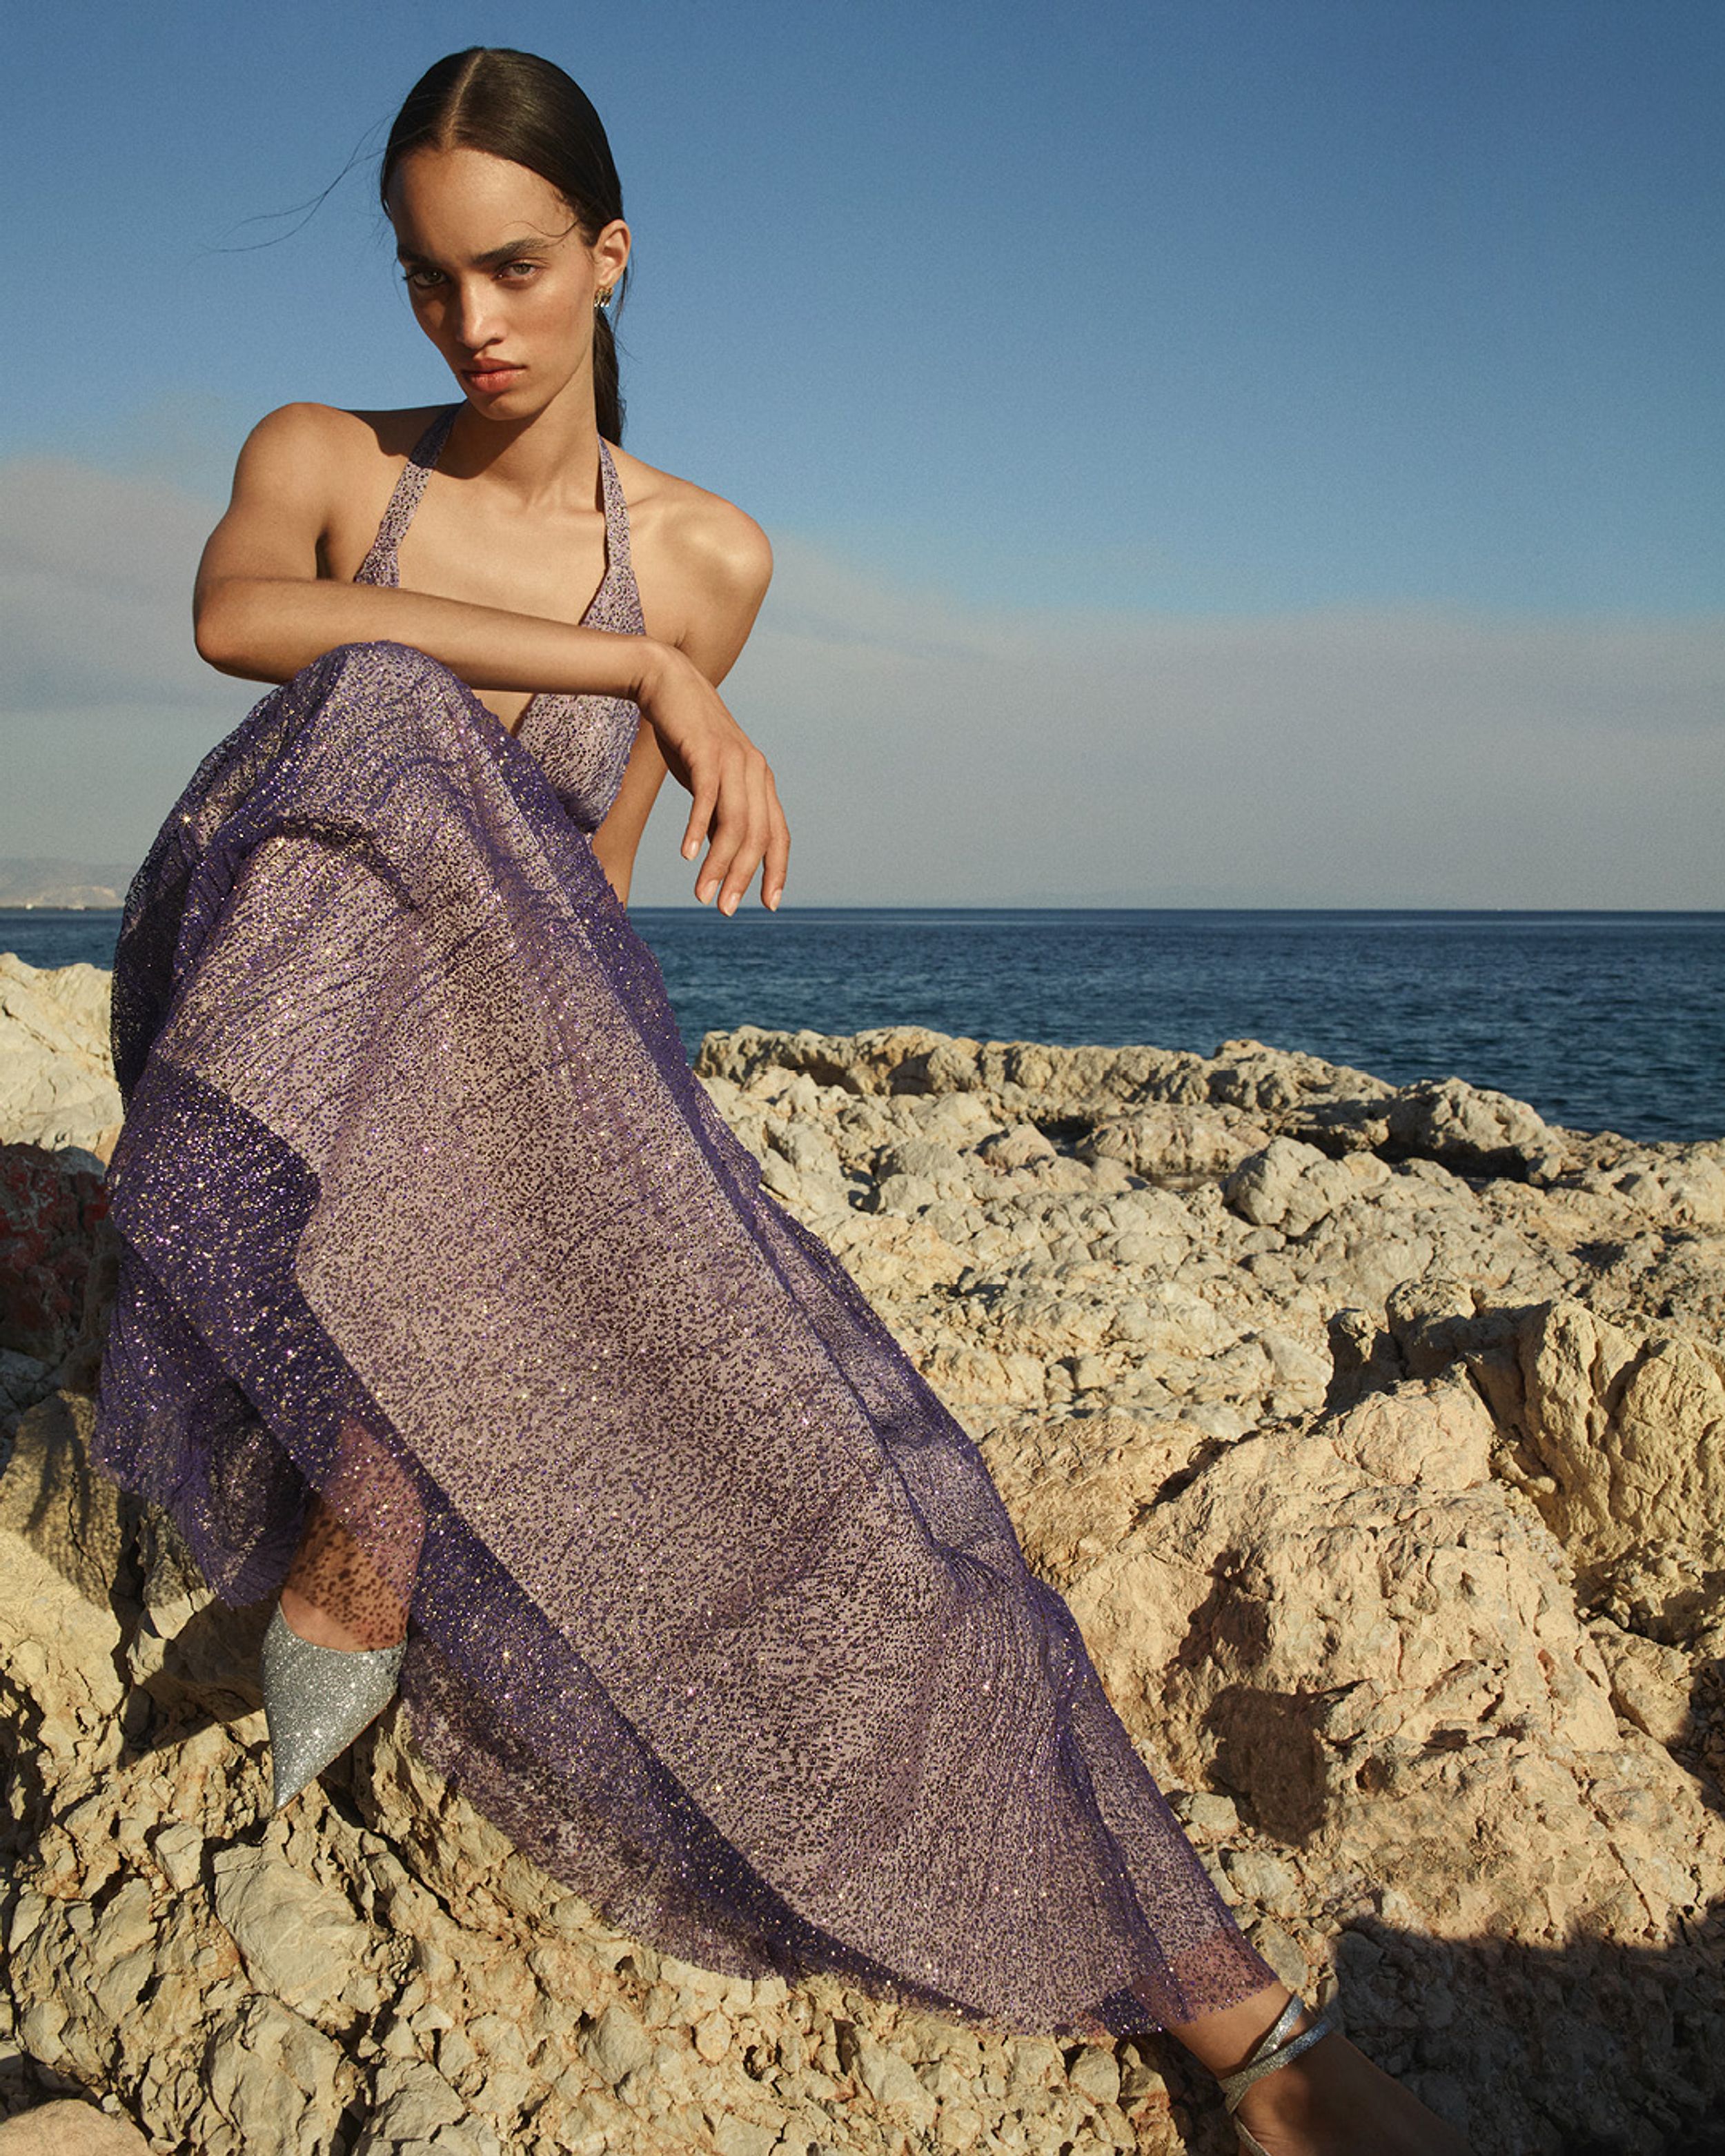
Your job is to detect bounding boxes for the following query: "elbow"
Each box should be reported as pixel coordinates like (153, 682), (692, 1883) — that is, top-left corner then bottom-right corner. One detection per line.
(193, 588), (230, 672)
(193, 582), (249, 677)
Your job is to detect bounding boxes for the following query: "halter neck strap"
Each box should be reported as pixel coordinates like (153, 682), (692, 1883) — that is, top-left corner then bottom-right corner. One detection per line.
(353, 405), (630, 589)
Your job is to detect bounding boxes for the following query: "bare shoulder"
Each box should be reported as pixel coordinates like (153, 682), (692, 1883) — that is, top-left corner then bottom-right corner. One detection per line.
(243, 400), (448, 449)
(611, 444), (773, 610)
(230, 401), (449, 495)
(223, 404), (456, 577)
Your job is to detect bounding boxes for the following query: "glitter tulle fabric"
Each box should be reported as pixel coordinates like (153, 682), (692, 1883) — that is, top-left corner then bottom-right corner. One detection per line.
(90, 408), (1277, 2037)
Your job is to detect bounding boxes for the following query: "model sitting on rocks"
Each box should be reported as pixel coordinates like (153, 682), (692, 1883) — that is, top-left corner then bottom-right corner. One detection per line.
(88, 46), (1468, 2156)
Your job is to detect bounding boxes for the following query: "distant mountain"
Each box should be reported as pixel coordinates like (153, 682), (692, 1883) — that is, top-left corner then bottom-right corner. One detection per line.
(0, 858), (140, 909)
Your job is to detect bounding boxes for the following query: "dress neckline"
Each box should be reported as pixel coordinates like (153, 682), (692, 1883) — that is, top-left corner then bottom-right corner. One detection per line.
(352, 404), (635, 740)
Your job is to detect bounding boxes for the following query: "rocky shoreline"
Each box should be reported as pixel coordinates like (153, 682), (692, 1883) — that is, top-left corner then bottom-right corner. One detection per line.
(1, 954), (1721, 2155)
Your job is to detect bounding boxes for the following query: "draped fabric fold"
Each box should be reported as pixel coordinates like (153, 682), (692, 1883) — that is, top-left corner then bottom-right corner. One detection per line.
(92, 640), (1275, 2037)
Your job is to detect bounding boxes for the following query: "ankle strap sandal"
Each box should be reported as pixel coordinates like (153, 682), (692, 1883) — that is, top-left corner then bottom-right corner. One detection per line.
(1218, 1993), (1343, 2155)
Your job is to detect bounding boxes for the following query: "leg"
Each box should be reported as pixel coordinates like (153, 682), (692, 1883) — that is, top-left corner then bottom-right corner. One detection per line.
(279, 1490), (409, 1650)
(1165, 1981), (1472, 2155)
(279, 1419), (419, 1651)
(265, 1451), (413, 1810)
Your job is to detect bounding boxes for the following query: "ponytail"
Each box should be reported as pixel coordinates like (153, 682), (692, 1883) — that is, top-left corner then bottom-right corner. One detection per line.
(591, 301), (625, 446)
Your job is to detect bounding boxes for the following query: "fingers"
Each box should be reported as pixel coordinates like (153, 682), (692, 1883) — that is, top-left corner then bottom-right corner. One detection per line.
(681, 782), (717, 867)
(760, 769), (790, 910)
(640, 657), (789, 914)
(693, 740), (774, 915)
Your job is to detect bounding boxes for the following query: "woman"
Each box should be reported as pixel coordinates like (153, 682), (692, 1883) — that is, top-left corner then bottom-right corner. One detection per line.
(90, 48), (1467, 2156)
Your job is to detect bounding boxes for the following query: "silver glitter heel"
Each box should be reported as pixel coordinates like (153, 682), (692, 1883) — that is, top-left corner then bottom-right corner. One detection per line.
(261, 1603), (406, 1811)
(1219, 1993), (1342, 2155)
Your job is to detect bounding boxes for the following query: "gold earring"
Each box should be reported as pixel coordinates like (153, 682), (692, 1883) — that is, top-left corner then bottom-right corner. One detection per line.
(594, 286), (613, 310)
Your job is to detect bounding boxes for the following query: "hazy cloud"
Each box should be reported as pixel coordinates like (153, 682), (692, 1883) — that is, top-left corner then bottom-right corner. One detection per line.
(696, 546), (1725, 908)
(0, 457), (231, 711)
(4, 457), (1720, 908)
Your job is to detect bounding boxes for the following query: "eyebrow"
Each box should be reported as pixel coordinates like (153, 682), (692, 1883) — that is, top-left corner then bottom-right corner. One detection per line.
(396, 235), (562, 270)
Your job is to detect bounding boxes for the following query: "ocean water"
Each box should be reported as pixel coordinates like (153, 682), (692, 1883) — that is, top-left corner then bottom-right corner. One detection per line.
(5, 906), (1719, 1145)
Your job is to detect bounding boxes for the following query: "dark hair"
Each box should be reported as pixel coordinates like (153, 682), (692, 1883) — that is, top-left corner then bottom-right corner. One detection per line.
(381, 48), (629, 442)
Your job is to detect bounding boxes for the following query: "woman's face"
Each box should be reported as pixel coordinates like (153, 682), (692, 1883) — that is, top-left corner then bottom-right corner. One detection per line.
(386, 145), (629, 419)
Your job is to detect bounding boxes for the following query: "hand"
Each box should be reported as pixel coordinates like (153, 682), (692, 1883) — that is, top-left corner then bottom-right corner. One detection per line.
(635, 643), (790, 913)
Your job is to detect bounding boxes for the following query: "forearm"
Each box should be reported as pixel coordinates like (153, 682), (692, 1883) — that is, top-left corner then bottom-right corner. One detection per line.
(194, 575), (668, 702)
(591, 721), (671, 905)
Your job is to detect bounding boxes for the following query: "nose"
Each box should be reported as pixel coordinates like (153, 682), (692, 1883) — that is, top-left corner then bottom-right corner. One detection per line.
(453, 277), (504, 352)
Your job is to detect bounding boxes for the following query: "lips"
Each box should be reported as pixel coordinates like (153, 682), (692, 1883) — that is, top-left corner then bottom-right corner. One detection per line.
(464, 361), (524, 393)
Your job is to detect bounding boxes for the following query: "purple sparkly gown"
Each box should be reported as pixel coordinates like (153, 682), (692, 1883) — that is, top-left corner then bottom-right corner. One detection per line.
(90, 406), (1276, 2038)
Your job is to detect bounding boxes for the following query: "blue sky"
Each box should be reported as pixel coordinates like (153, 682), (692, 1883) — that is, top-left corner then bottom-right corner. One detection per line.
(2, 0), (1720, 903)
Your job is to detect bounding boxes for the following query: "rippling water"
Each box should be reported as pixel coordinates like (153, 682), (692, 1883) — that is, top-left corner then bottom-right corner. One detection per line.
(7, 906), (1720, 1144)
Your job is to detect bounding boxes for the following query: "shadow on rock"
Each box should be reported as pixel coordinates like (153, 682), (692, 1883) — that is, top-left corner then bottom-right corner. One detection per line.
(1201, 1685), (1328, 1847)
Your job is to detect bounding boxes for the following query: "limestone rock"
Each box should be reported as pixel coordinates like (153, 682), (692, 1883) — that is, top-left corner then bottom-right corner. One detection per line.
(0, 2102), (151, 2153)
(199, 1995), (350, 2150)
(4, 999), (1724, 2155)
(580, 2001), (653, 2086)
(977, 1122), (1057, 1170)
(1374, 1289), (1725, 1635)
(1082, 1102), (1272, 1182)
(1588, 1621), (1694, 1746)
(1501, 1298), (1725, 1601)
(210, 1843), (384, 2018)
(1223, 1136), (1360, 1237)
(0, 955), (122, 1158)
(1385, 1076), (1569, 1182)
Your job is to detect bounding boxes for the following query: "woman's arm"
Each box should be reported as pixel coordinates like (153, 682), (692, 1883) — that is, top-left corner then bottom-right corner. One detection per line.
(195, 404), (787, 912)
(591, 513), (776, 907)
(195, 404), (658, 700)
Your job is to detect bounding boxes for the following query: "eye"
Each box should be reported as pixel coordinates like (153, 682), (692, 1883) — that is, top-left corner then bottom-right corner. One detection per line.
(497, 259), (541, 281)
(401, 267), (443, 293)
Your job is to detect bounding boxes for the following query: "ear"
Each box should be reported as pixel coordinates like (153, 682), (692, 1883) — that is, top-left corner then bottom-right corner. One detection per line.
(591, 218), (631, 291)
